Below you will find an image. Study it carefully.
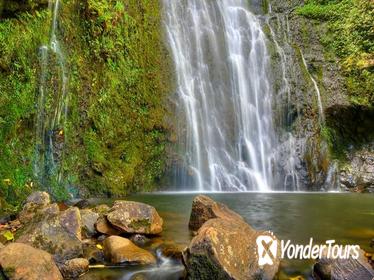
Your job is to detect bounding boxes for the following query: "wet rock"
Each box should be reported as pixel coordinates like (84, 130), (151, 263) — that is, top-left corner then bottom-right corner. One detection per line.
(81, 209), (99, 238)
(95, 216), (121, 235)
(59, 258), (89, 279)
(0, 243), (63, 280)
(103, 235), (156, 265)
(130, 234), (150, 246)
(184, 218), (280, 280)
(184, 196), (280, 280)
(188, 195), (244, 231)
(17, 207), (83, 262)
(106, 201), (163, 235)
(313, 249), (374, 280)
(160, 242), (184, 261)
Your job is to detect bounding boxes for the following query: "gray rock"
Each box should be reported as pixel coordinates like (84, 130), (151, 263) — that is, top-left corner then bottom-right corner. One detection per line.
(129, 234), (150, 246)
(26, 191), (51, 206)
(17, 207), (83, 262)
(340, 147), (374, 192)
(80, 209), (99, 238)
(19, 192), (57, 224)
(313, 249), (374, 280)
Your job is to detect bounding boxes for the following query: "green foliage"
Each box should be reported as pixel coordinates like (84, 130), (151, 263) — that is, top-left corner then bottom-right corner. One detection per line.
(0, 12), (49, 206)
(0, 0), (172, 206)
(297, 0), (374, 105)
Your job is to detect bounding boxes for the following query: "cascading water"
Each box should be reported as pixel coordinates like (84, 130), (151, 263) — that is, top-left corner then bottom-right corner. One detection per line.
(164, 1), (276, 191)
(34, 0), (69, 192)
(300, 51), (325, 123)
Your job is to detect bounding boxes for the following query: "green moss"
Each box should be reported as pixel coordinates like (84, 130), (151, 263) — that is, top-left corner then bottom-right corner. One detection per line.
(129, 218), (151, 230)
(297, 0), (374, 106)
(0, 11), (50, 206)
(0, 0), (172, 206)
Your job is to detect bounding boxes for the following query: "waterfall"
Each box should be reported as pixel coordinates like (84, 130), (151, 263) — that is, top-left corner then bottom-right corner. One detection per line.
(300, 51), (325, 124)
(163, 1), (276, 191)
(34, 0), (69, 192)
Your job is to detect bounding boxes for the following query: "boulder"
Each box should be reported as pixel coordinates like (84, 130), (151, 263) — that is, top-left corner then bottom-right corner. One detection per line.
(80, 209), (99, 238)
(184, 218), (280, 280)
(18, 191), (58, 224)
(59, 258), (89, 279)
(313, 249), (374, 280)
(106, 201), (163, 235)
(103, 235), (156, 265)
(188, 195), (244, 231)
(184, 196), (280, 280)
(0, 243), (63, 280)
(17, 207), (83, 262)
(95, 216), (120, 235)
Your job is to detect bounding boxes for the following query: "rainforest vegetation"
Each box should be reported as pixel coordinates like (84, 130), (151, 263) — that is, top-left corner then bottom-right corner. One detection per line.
(0, 0), (373, 210)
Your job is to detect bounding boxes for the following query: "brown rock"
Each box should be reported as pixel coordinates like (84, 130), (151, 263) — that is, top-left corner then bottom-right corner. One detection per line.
(0, 243), (63, 280)
(313, 249), (374, 280)
(188, 195), (244, 231)
(95, 216), (121, 235)
(184, 218), (280, 280)
(0, 242), (4, 249)
(106, 201), (163, 235)
(103, 235), (156, 265)
(160, 242), (185, 261)
(59, 258), (89, 279)
(184, 196), (280, 280)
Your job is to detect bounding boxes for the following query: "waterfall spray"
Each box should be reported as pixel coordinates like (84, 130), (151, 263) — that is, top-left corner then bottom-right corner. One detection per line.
(164, 0), (275, 191)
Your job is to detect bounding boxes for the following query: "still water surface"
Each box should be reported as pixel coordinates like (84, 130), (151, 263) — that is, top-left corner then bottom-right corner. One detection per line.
(83, 193), (374, 279)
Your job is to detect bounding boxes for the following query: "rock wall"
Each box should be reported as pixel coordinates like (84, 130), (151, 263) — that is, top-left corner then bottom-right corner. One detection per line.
(268, 0), (374, 192)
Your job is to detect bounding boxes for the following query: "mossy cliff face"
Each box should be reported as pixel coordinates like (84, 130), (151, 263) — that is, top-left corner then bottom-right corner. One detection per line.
(268, 0), (374, 191)
(0, 0), (172, 207)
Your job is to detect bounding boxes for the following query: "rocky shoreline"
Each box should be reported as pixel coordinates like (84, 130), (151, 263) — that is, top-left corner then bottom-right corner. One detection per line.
(0, 192), (373, 280)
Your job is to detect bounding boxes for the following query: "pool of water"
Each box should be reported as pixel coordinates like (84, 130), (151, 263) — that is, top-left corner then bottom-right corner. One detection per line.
(83, 192), (374, 279)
